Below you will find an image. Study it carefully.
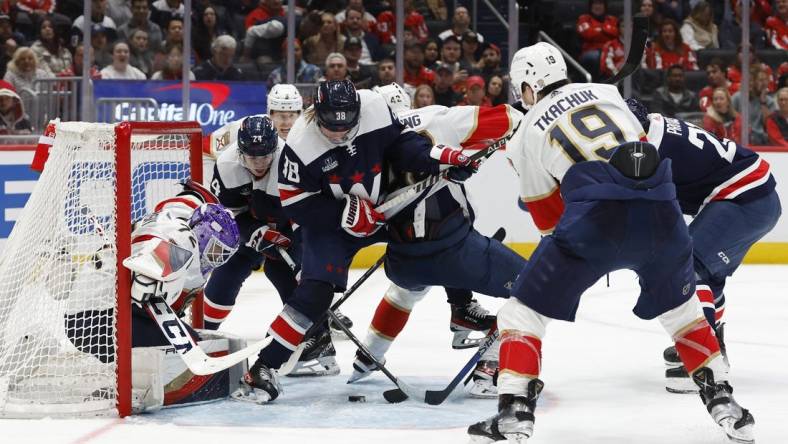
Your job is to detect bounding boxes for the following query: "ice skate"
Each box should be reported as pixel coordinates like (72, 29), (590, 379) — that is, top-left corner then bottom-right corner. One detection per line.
(288, 329), (340, 377)
(232, 361), (282, 404)
(329, 309), (353, 337)
(693, 367), (754, 444)
(467, 379), (543, 444)
(467, 360), (498, 399)
(347, 349), (385, 383)
(451, 299), (496, 349)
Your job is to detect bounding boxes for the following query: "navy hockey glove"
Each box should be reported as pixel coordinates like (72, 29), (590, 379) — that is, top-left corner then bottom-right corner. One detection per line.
(341, 194), (385, 237)
(246, 226), (292, 253)
(430, 144), (480, 183)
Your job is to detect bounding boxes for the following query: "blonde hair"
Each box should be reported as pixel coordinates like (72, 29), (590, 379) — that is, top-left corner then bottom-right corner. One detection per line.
(8, 47), (37, 74)
(412, 84), (435, 108)
(706, 86), (737, 123)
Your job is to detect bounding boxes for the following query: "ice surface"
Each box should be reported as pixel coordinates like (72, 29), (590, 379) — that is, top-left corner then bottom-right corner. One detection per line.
(3, 265), (787, 444)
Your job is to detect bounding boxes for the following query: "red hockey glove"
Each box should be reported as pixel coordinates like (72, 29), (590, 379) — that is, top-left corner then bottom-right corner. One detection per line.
(430, 144), (481, 183)
(180, 179), (219, 204)
(246, 226), (292, 253)
(341, 194), (385, 237)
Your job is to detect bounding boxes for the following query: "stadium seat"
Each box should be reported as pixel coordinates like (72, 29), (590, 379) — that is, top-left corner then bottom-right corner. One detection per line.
(756, 50), (788, 70)
(696, 49), (736, 69)
(684, 70), (709, 93)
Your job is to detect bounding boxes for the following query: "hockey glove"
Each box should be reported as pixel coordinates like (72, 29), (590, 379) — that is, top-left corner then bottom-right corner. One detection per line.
(430, 144), (481, 183)
(246, 226), (292, 253)
(130, 273), (180, 305)
(341, 194), (385, 237)
(180, 179), (219, 204)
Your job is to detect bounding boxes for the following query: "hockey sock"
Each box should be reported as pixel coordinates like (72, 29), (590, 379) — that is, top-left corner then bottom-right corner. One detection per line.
(498, 331), (542, 395)
(673, 318), (721, 374)
(365, 285), (428, 358)
(696, 282), (726, 328)
(203, 298), (234, 330)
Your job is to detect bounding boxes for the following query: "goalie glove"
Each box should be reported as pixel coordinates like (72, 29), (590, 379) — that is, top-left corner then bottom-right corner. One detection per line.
(430, 144), (481, 183)
(247, 226), (292, 253)
(341, 194), (385, 237)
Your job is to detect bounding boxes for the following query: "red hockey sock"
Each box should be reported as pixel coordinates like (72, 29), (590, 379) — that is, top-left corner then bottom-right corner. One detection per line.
(499, 331), (542, 378)
(674, 319), (721, 374)
(370, 297), (411, 340)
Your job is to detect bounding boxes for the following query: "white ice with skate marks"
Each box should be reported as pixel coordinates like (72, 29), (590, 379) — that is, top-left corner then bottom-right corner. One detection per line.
(2, 265), (787, 444)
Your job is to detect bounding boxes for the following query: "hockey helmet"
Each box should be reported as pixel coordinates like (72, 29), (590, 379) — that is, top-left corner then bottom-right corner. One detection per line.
(314, 80), (361, 133)
(189, 203), (240, 275)
(373, 82), (411, 115)
(267, 84), (303, 113)
(509, 42), (568, 106)
(237, 115), (279, 157)
(625, 98), (651, 131)
(609, 141), (661, 180)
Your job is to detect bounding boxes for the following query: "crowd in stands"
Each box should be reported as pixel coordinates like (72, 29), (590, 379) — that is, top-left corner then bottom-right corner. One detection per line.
(0, 0), (782, 146)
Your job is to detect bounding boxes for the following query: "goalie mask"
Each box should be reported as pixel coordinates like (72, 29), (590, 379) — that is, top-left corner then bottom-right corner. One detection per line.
(189, 203), (240, 275)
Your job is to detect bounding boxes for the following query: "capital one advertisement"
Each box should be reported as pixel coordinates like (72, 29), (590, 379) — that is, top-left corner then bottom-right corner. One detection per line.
(92, 80), (268, 133)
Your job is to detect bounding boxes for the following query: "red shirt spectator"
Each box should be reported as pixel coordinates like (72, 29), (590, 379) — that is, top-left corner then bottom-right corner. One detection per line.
(698, 61), (739, 112)
(599, 36), (625, 77)
(732, 0), (773, 27)
(403, 41), (434, 87)
(375, 10), (395, 45)
(245, 0), (285, 30)
(764, 0), (788, 50)
(16, 1), (55, 14)
(405, 10), (429, 44)
(728, 63), (775, 92)
(703, 86), (741, 141)
(576, 0), (618, 53)
(766, 87), (788, 146)
(644, 19), (699, 71)
(375, 6), (427, 45)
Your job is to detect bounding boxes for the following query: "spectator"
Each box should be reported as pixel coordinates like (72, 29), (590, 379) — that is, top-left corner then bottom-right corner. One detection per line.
(4, 46), (53, 93)
(599, 19), (625, 78)
(0, 80), (31, 135)
(0, 38), (17, 79)
(766, 87), (788, 146)
(267, 38), (321, 86)
(720, 0), (767, 49)
(374, 56), (396, 86)
(424, 0), (448, 21)
(107, 0), (132, 28)
(193, 5), (228, 63)
(404, 0), (429, 43)
(644, 19), (699, 71)
(486, 74), (507, 106)
(458, 75), (490, 107)
(343, 6), (383, 64)
(31, 18), (72, 76)
(779, 62), (788, 89)
(438, 6), (483, 43)
(119, 0), (163, 55)
(699, 59), (738, 112)
(344, 36), (374, 88)
(13, 2), (70, 43)
(577, 0), (618, 79)
(151, 44), (194, 80)
(424, 38), (439, 70)
(0, 15), (24, 50)
(727, 45), (777, 93)
(740, 0), (775, 27)
(680, 1), (718, 51)
(732, 64), (778, 145)
(242, 13), (286, 64)
(72, 0), (119, 47)
(439, 36), (467, 86)
(128, 29), (153, 78)
(245, 0), (284, 30)
(192, 35), (242, 81)
(150, 0), (184, 32)
(412, 83), (434, 108)
(99, 41), (146, 79)
(432, 62), (461, 107)
(461, 30), (480, 68)
(476, 42), (503, 81)
(639, 0), (659, 38)
(91, 25), (113, 68)
(652, 64), (699, 117)
(764, 0), (788, 50)
(60, 43), (102, 78)
(322, 52), (348, 81)
(402, 40), (434, 88)
(703, 87), (740, 141)
(303, 12), (345, 66)
(652, 0), (683, 23)
(336, 0), (376, 28)
(161, 18), (183, 51)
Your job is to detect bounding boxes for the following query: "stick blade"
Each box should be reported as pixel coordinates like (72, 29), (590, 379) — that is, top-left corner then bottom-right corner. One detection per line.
(383, 388), (409, 403)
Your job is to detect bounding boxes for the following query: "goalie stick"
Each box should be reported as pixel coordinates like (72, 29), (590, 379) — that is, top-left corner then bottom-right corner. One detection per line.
(601, 14), (649, 85)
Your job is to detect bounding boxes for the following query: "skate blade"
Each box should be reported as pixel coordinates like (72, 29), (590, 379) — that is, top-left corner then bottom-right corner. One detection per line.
(466, 382), (498, 399)
(665, 378), (698, 394)
(452, 330), (485, 349)
(721, 417), (755, 444)
(286, 356), (340, 378)
(347, 370), (372, 384)
(467, 435), (496, 444)
(230, 386), (273, 404)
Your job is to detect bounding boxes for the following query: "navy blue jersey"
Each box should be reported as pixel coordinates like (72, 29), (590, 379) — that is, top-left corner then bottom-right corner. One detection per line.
(647, 114), (776, 216)
(277, 90), (440, 230)
(210, 141), (291, 240)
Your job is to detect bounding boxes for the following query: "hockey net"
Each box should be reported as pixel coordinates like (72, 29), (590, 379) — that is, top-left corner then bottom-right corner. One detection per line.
(0, 121), (203, 418)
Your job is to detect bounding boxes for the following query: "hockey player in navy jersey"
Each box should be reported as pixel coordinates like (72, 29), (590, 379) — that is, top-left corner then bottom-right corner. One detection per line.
(468, 42), (754, 444)
(236, 79), (481, 403)
(626, 98), (781, 392)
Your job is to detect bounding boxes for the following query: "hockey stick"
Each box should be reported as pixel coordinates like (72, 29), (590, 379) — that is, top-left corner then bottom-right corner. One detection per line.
(142, 296), (272, 375)
(375, 120), (522, 218)
(601, 14), (649, 85)
(277, 249), (385, 376)
(383, 326), (500, 405)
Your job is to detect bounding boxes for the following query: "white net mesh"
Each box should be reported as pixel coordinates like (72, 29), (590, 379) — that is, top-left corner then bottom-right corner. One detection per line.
(0, 122), (196, 417)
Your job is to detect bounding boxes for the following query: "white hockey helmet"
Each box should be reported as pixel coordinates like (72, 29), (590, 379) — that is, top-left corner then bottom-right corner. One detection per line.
(267, 84), (303, 113)
(373, 82), (411, 115)
(509, 42), (568, 105)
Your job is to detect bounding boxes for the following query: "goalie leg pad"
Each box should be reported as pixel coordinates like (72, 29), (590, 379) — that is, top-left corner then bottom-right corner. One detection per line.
(497, 299), (549, 396)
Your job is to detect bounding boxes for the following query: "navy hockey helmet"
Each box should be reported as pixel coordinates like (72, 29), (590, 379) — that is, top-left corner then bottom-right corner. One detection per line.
(625, 98), (650, 131)
(314, 80), (361, 132)
(237, 115), (278, 157)
(609, 141), (660, 180)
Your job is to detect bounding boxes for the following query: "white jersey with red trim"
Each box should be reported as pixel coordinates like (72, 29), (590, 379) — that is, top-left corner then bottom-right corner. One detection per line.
(506, 82), (645, 233)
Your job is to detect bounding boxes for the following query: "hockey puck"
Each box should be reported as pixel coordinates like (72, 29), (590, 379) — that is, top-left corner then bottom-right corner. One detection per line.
(348, 395), (366, 403)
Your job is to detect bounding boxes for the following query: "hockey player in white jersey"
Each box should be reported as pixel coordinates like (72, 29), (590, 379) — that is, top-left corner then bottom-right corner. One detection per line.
(347, 83), (526, 398)
(467, 42), (754, 444)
